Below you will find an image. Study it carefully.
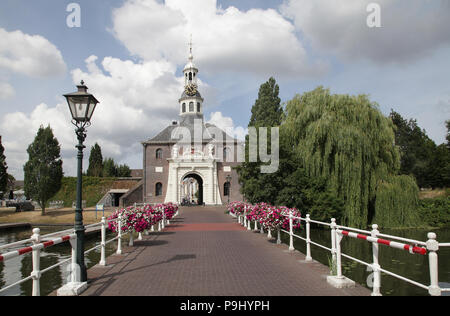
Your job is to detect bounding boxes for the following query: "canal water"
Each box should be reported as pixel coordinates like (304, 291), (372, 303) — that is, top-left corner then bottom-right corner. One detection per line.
(0, 225), (449, 296)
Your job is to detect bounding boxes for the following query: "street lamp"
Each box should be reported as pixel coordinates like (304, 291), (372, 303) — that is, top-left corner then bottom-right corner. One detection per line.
(64, 80), (99, 283)
(226, 174), (231, 204)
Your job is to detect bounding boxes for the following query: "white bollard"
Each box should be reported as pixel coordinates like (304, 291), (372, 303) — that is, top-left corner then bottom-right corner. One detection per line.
(371, 224), (381, 296)
(267, 228), (272, 239)
(277, 227), (281, 244)
(31, 228), (41, 296)
(129, 230), (134, 247)
(70, 237), (80, 283)
(254, 219), (258, 231)
(138, 232), (143, 241)
(244, 207), (247, 227)
(260, 223), (264, 234)
(427, 232), (441, 296)
(99, 217), (107, 266)
(305, 214), (312, 262)
(289, 210), (294, 251)
(116, 214), (122, 255)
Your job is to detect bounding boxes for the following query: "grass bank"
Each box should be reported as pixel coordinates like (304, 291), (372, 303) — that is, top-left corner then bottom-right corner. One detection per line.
(50, 176), (117, 208)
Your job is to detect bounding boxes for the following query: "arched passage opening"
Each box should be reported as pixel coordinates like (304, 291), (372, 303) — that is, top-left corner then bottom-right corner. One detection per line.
(181, 173), (203, 205)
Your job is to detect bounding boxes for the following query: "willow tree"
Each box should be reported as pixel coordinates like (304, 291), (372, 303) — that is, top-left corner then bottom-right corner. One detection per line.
(283, 87), (419, 228)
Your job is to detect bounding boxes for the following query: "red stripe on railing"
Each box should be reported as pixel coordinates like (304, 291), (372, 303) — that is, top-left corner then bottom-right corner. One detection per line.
(62, 236), (71, 242)
(340, 230), (427, 255)
(18, 247), (33, 255)
(0, 255), (3, 262)
(357, 234), (367, 240)
(413, 246), (427, 255)
(43, 241), (54, 248)
(377, 238), (391, 246)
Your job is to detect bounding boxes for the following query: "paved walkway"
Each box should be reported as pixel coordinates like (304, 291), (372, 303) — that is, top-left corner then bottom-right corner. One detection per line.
(82, 206), (370, 296)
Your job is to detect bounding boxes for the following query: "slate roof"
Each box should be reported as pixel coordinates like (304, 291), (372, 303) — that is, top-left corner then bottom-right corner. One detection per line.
(143, 113), (240, 144)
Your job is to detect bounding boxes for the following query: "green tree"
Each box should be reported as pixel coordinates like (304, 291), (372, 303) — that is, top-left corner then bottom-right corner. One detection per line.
(249, 77), (283, 128)
(237, 77), (284, 202)
(87, 143), (103, 177)
(446, 120), (450, 149)
(283, 87), (419, 228)
(117, 164), (131, 177)
(428, 144), (450, 188)
(0, 136), (7, 194)
(103, 158), (117, 177)
(24, 126), (63, 215)
(389, 110), (436, 188)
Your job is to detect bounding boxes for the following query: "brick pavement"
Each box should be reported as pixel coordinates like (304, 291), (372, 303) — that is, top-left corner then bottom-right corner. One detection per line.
(82, 206), (370, 296)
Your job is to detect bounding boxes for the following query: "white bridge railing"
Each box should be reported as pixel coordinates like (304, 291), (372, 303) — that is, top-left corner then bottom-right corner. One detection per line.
(234, 208), (449, 296)
(0, 203), (175, 296)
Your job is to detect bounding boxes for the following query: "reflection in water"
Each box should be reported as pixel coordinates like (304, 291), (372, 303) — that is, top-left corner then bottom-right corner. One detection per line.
(0, 227), (119, 296)
(281, 226), (450, 296)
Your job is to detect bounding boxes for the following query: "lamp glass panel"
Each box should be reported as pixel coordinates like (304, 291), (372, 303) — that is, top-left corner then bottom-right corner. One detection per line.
(69, 96), (89, 121)
(86, 100), (97, 121)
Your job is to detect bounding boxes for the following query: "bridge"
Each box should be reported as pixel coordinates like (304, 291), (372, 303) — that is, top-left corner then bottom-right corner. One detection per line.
(1, 204), (448, 296)
(81, 206), (368, 296)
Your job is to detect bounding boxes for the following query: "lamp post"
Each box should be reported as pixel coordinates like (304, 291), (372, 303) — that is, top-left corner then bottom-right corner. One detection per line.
(64, 81), (99, 282)
(226, 174), (231, 204)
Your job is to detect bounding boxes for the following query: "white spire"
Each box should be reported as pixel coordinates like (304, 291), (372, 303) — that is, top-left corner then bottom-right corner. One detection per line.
(184, 34), (196, 71)
(188, 34), (193, 61)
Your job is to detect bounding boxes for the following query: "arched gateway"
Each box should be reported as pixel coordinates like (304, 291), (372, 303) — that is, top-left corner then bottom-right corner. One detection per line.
(140, 39), (244, 205)
(181, 173), (203, 205)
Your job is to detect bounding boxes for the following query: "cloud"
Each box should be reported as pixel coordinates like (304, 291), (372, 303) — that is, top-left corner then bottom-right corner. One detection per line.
(112, 0), (325, 77)
(0, 82), (15, 99)
(0, 28), (66, 77)
(280, 0), (450, 64)
(0, 103), (75, 179)
(207, 111), (247, 141)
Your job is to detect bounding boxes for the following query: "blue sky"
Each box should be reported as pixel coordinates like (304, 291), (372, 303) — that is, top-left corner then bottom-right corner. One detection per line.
(0, 0), (449, 179)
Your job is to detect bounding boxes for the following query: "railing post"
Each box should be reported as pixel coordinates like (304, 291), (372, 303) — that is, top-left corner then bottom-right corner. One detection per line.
(260, 222), (264, 234)
(161, 207), (166, 229)
(31, 228), (41, 296)
(335, 229), (343, 279)
(277, 227), (281, 244)
(116, 214), (122, 255)
(254, 217), (258, 231)
(305, 214), (312, 262)
(330, 218), (337, 268)
(371, 224), (381, 296)
(99, 217), (107, 266)
(426, 232), (441, 296)
(289, 210), (294, 251)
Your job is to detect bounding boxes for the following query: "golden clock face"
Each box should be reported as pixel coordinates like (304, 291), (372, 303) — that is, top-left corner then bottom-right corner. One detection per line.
(185, 83), (197, 96)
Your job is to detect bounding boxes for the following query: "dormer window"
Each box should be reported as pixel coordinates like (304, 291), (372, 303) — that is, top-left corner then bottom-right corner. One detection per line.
(197, 102), (201, 112)
(182, 103), (186, 113)
(189, 102), (194, 112)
